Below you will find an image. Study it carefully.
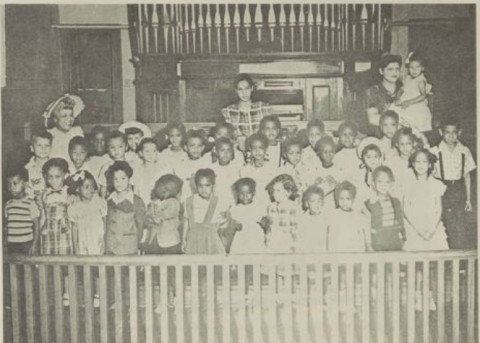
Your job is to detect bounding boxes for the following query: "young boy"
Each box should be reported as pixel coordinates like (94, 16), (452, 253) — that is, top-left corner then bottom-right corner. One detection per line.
(379, 111), (400, 161)
(334, 121), (361, 179)
(25, 131), (52, 199)
(88, 125), (111, 179)
(98, 131), (130, 198)
(260, 115), (283, 168)
(431, 119), (476, 249)
(4, 168), (41, 254)
(302, 119), (325, 166)
(68, 136), (94, 176)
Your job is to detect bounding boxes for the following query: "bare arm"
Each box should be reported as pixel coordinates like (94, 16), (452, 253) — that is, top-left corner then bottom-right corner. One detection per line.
(464, 172), (472, 211)
(425, 196), (443, 240)
(400, 79), (427, 108)
(29, 218), (41, 255)
(367, 107), (381, 126)
(181, 219), (190, 252)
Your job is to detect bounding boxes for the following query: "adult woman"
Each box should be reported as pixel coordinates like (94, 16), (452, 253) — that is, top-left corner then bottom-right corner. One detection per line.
(365, 54), (403, 133)
(221, 73), (271, 147)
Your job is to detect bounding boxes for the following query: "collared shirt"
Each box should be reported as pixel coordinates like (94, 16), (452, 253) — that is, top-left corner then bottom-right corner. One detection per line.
(5, 197), (40, 243)
(221, 102), (271, 137)
(431, 141), (476, 181)
(25, 156), (47, 199)
(108, 189), (135, 205)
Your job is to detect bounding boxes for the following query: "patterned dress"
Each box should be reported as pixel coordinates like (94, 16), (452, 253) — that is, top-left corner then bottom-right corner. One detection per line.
(221, 101), (271, 137)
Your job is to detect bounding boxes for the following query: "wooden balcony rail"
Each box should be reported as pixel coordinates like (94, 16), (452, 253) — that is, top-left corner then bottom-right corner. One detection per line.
(4, 250), (477, 343)
(127, 4), (391, 56)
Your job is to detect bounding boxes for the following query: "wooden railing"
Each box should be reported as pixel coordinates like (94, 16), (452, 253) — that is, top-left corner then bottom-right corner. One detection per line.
(127, 4), (391, 56)
(4, 251), (477, 343)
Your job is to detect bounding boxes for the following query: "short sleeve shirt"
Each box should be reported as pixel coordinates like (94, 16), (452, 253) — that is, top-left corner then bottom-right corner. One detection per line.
(431, 141), (476, 180)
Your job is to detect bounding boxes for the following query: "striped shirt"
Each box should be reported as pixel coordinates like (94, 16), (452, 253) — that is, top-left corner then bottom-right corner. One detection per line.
(4, 198), (40, 243)
(379, 197), (396, 228)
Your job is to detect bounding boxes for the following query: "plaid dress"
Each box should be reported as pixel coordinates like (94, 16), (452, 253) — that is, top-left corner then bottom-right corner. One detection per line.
(39, 187), (74, 255)
(221, 101), (271, 137)
(265, 200), (300, 253)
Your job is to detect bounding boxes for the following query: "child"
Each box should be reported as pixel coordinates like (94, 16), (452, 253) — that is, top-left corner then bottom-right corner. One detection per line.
(209, 122), (244, 166)
(182, 169), (229, 255)
(88, 125), (111, 179)
(326, 182), (368, 252)
(240, 133), (277, 204)
(261, 174), (300, 253)
(119, 121), (152, 166)
(25, 131), (52, 199)
(68, 136), (94, 176)
(229, 178), (266, 254)
(43, 94), (85, 161)
(98, 131), (129, 198)
(260, 115), (283, 168)
(4, 168), (40, 254)
(132, 138), (166, 205)
(301, 119), (325, 166)
(210, 137), (241, 204)
(105, 161), (146, 255)
(379, 110), (400, 160)
(142, 174), (183, 254)
(160, 121), (188, 172)
(280, 137), (316, 193)
(363, 166), (405, 251)
(37, 158), (75, 255)
(334, 120), (361, 180)
(297, 185), (328, 253)
(403, 149), (448, 251)
(391, 53), (433, 132)
(430, 119), (476, 249)
(174, 129), (210, 201)
(353, 137), (384, 205)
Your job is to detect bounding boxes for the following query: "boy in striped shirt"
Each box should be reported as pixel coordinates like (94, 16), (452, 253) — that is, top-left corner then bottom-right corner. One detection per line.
(4, 168), (40, 254)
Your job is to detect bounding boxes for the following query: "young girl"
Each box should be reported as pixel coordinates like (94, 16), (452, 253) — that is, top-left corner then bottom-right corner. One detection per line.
(379, 111), (400, 161)
(132, 138), (166, 205)
(182, 169), (230, 255)
(229, 178), (266, 254)
(334, 121), (361, 180)
(363, 166), (406, 251)
(353, 138), (384, 206)
(209, 122), (244, 166)
(43, 94), (85, 161)
(280, 138), (316, 193)
(261, 174), (300, 253)
(297, 185), (328, 253)
(88, 125), (111, 179)
(403, 149), (448, 251)
(326, 182), (368, 252)
(98, 131), (129, 198)
(37, 158), (75, 255)
(391, 53), (433, 132)
(68, 136), (94, 176)
(142, 174), (183, 254)
(301, 119), (325, 166)
(210, 137), (241, 204)
(159, 121), (188, 172)
(105, 161), (146, 255)
(68, 170), (107, 255)
(260, 115), (283, 168)
(119, 121), (152, 166)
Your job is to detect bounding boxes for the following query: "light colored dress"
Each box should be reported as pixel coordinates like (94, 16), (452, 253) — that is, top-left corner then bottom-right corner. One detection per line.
(326, 208), (367, 253)
(391, 74), (432, 132)
(384, 155), (416, 198)
(240, 163), (277, 205)
(265, 142), (283, 168)
(68, 194), (107, 255)
(265, 200), (300, 253)
(403, 177), (449, 251)
(88, 154), (111, 182)
(48, 126), (84, 161)
(229, 202), (267, 254)
(297, 212), (328, 253)
(173, 156), (211, 202)
(210, 162), (242, 205)
(132, 162), (167, 205)
(160, 147), (188, 174)
(334, 148), (360, 181)
(25, 157), (47, 199)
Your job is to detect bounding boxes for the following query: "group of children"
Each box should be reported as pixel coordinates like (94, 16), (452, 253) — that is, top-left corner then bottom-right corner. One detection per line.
(4, 91), (475, 261)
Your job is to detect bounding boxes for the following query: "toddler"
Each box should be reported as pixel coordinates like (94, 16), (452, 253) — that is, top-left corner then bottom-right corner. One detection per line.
(160, 121), (188, 172)
(210, 137), (241, 204)
(353, 138), (384, 205)
(119, 121), (152, 166)
(105, 161), (146, 255)
(260, 115), (283, 168)
(25, 131), (52, 199)
(88, 125), (111, 179)
(182, 169), (230, 255)
(44, 94), (85, 161)
(430, 119), (476, 249)
(132, 138), (166, 205)
(142, 174), (183, 255)
(379, 111), (400, 160)
(297, 185), (328, 253)
(326, 182), (368, 252)
(68, 136), (94, 176)
(280, 137), (316, 193)
(4, 168), (40, 254)
(261, 174), (300, 253)
(229, 178), (266, 254)
(98, 131), (129, 198)
(363, 166), (405, 251)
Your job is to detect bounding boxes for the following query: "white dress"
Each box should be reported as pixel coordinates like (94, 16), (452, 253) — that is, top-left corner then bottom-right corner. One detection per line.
(390, 74), (432, 132)
(297, 212), (328, 253)
(229, 202), (266, 254)
(403, 177), (449, 251)
(384, 155), (416, 198)
(326, 208), (367, 253)
(210, 162), (242, 205)
(334, 148), (361, 182)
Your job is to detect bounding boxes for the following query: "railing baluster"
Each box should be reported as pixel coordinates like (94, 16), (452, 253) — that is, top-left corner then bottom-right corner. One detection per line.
(114, 265), (124, 343)
(253, 263), (262, 342)
(307, 4), (314, 52)
(222, 264), (231, 343)
(185, 4), (190, 54)
(244, 5), (251, 42)
(205, 4), (212, 54)
(468, 258), (475, 342)
(39, 264), (50, 343)
(298, 4), (305, 52)
(362, 262), (370, 343)
(268, 4), (275, 41)
(160, 265), (169, 342)
(68, 265), (79, 343)
(315, 263), (324, 342)
(317, 4), (323, 52)
(376, 262), (385, 343)
(191, 4), (197, 54)
(224, 4), (231, 54)
(289, 4), (295, 52)
(279, 5), (286, 52)
(238, 264), (246, 343)
(254, 4), (262, 41)
(352, 5), (356, 50)
(330, 263), (339, 343)
(198, 4), (204, 54)
(437, 260), (445, 343)
(24, 265), (35, 343)
(233, 4), (240, 53)
(53, 265), (64, 343)
(214, 4), (221, 54)
(177, 4), (182, 54)
(325, 5), (331, 51)
(452, 259), (460, 342)
(423, 260), (430, 343)
(129, 266), (138, 343)
(299, 263), (309, 343)
(83, 266), (94, 342)
(191, 265), (199, 343)
(392, 262), (400, 343)
(99, 265), (108, 343)
(284, 263), (294, 343)
(346, 263), (354, 343)
(10, 264), (21, 343)
(407, 261), (416, 343)
(145, 266), (153, 343)
(206, 264), (215, 343)
(267, 264), (278, 342)
(152, 5), (159, 54)
(175, 265), (185, 342)
(361, 4), (368, 50)
(163, 5), (170, 54)
(146, 5), (154, 54)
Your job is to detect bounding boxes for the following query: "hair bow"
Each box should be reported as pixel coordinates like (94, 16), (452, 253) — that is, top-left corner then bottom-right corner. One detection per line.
(405, 51), (414, 65)
(72, 170), (86, 182)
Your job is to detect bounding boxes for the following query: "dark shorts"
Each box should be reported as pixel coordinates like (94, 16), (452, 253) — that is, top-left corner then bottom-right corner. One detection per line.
(6, 241), (33, 254)
(144, 239), (182, 255)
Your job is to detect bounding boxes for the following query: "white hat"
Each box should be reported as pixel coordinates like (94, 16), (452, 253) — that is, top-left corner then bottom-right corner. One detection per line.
(356, 136), (383, 160)
(118, 121), (152, 138)
(42, 94), (85, 127)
